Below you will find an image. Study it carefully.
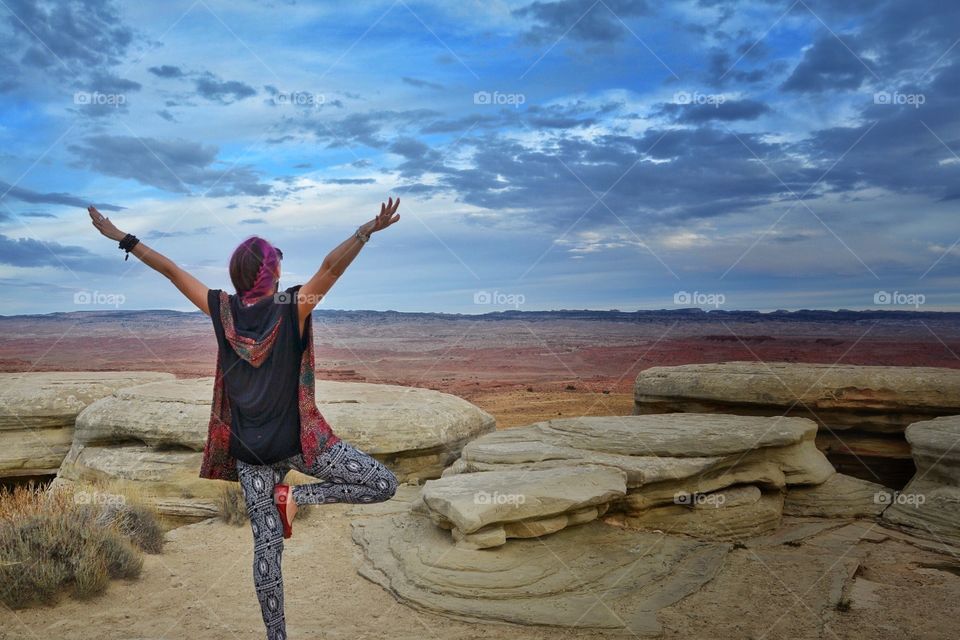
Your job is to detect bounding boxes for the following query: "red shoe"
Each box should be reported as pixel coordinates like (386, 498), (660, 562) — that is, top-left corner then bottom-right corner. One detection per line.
(274, 483), (294, 539)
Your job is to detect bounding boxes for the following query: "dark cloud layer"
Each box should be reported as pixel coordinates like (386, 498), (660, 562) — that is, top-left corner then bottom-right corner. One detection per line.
(3, 0), (139, 106)
(148, 65), (185, 78)
(194, 72), (257, 104)
(5, 0), (134, 69)
(0, 233), (114, 271)
(67, 136), (271, 197)
(661, 98), (771, 123)
(513, 0), (652, 44)
(0, 181), (124, 211)
(781, 34), (873, 93)
(5, 0), (960, 290)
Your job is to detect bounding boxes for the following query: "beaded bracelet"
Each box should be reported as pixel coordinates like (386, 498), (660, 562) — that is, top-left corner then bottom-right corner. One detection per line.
(119, 233), (140, 260)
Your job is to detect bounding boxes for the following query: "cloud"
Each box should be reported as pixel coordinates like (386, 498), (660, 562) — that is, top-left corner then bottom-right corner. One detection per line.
(144, 227), (215, 239)
(661, 98), (771, 123)
(0, 181), (124, 211)
(525, 103), (602, 129)
(148, 65), (185, 78)
(704, 48), (778, 86)
(419, 114), (502, 134)
(512, 0), (652, 44)
(2, 0), (139, 102)
(389, 137), (444, 179)
(402, 76), (444, 90)
(781, 34), (874, 93)
(194, 72), (257, 104)
(0, 234), (114, 272)
(4, 0), (135, 69)
(67, 135), (272, 197)
(323, 178), (376, 184)
(18, 211), (57, 218)
(307, 109), (442, 148)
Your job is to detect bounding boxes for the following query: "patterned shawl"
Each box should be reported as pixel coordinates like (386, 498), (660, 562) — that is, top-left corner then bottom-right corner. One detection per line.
(199, 288), (340, 481)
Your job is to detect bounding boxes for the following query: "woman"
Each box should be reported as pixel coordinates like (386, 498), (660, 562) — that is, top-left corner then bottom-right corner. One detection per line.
(88, 197), (402, 640)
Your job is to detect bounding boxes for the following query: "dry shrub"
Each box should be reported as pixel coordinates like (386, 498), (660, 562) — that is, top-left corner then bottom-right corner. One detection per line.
(0, 480), (160, 609)
(217, 483), (248, 526)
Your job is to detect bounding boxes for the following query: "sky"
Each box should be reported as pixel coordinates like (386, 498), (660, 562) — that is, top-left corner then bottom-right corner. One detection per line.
(1, 0), (959, 314)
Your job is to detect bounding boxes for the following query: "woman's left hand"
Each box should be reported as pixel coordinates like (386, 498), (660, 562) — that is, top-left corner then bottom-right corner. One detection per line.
(88, 205), (126, 241)
(363, 196), (401, 235)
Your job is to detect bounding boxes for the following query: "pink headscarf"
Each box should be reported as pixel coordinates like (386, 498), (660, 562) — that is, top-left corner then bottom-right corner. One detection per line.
(234, 237), (281, 305)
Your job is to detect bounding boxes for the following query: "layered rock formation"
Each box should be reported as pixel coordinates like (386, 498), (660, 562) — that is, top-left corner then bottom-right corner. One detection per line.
(882, 415), (960, 546)
(633, 362), (960, 487)
(0, 371), (175, 479)
(423, 414), (836, 546)
(54, 377), (224, 523)
(311, 380), (496, 482)
(351, 473), (898, 636)
(352, 506), (729, 636)
(415, 465), (627, 548)
(54, 376), (494, 523)
(784, 473), (892, 518)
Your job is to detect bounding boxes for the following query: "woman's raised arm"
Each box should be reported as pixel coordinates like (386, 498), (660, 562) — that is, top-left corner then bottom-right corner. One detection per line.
(88, 205), (211, 316)
(296, 196), (400, 333)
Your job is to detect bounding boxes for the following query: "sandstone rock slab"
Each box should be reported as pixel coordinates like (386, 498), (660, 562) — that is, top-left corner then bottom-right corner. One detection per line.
(0, 371), (175, 478)
(634, 363), (960, 424)
(785, 473), (892, 518)
(56, 376), (494, 523)
(882, 415), (960, 547)
(441, 414), (834, 542)
(415, 465), (627, 548)
(446, 414), (834, 487)
(633, 362), (960, 487)
(608, 486), (785, 540)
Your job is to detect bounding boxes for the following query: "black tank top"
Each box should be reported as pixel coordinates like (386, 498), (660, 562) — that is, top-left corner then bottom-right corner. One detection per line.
(208, 284), (307, 465)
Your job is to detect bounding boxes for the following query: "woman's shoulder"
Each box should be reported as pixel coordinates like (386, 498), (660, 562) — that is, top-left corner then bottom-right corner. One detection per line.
(207, 288), (231, 306)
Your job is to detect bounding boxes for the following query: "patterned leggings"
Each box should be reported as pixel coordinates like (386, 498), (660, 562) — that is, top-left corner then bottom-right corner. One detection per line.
(236, 439), (398, 640)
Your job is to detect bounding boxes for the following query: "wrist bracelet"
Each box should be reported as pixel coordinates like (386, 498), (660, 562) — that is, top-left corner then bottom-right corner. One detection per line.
(355, 227), (371, 244)
(119, 234), (140, 260)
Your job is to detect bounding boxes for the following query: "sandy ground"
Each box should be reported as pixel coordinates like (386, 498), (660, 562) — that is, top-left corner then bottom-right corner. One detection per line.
(4, 497), (958, 640)
(464, 389), (635, 428)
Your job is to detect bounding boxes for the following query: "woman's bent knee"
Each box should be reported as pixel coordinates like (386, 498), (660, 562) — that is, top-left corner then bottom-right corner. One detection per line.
(380, 467), (398, 499)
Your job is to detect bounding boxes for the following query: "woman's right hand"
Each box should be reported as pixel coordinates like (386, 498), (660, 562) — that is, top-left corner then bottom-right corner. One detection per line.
(88, 205), (126, 241)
